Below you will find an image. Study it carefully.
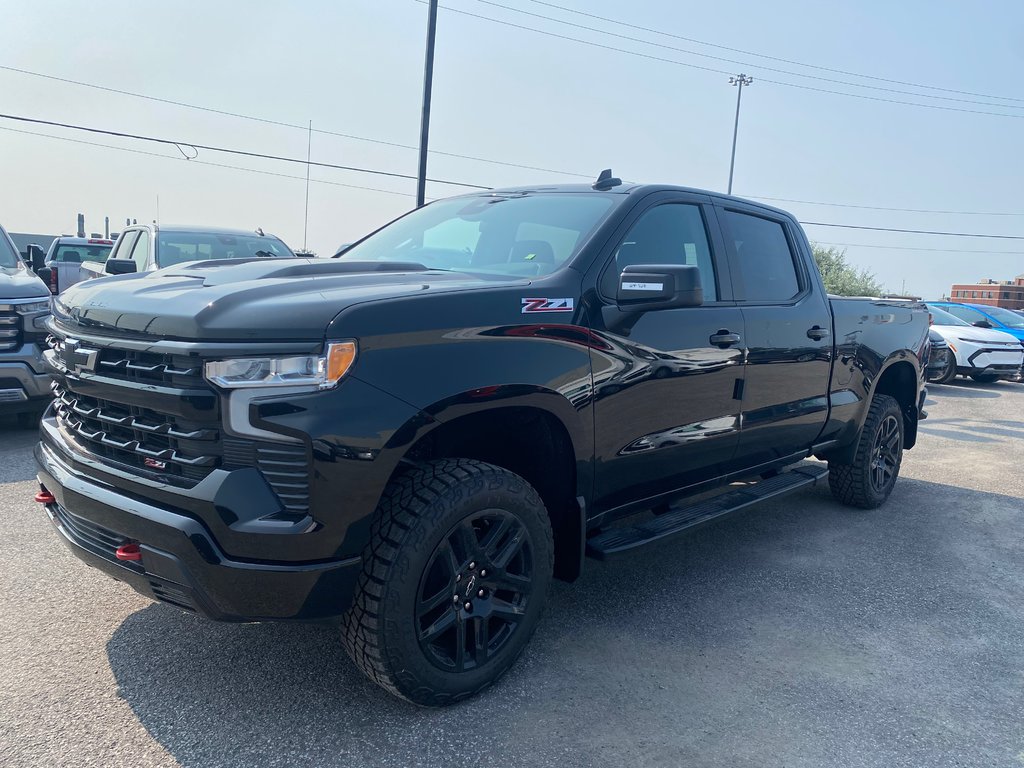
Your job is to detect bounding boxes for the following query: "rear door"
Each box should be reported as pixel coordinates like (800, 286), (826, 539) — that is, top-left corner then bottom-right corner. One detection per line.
(586, 192), (745, 513)
(717, 204), (833, 466)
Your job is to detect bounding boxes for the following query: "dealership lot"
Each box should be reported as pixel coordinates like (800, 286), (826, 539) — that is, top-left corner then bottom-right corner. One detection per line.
(1, 383), (1022, 768)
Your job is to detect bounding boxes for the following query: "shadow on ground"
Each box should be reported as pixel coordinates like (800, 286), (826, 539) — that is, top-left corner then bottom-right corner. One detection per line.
(106, 478), (1024, 768)
(0, 415), (42, 484)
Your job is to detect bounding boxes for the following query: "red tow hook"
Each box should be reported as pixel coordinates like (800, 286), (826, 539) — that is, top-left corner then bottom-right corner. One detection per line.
(115, 543), (143, 562)
(34, 489), (55, 504)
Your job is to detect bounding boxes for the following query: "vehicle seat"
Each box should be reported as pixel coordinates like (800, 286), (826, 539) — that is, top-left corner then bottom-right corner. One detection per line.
(61, 250), (81, 263)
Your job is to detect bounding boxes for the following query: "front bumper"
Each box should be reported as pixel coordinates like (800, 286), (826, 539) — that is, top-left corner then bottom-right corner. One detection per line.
(35, 438), (362, 622)
(959, 347), (1023, 379)
(0, 342), (52, 412)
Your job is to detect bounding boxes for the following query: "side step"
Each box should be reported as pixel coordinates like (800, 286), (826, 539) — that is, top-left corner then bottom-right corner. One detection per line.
(585, 464), (829, 560)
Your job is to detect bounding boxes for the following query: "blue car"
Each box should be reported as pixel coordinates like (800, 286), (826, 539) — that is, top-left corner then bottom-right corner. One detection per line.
(929, 301), (1024, 344)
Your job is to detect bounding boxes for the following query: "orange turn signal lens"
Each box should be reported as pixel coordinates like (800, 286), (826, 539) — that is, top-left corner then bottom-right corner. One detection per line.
(325, 341), (357, 385)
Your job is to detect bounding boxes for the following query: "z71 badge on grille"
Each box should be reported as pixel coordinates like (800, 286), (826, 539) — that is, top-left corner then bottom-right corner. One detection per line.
(521, 298), (574, 313)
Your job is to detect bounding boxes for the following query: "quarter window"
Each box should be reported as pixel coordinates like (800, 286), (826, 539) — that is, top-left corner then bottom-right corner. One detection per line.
(602, 203), (717, 302)
(722, 210), (800, 302)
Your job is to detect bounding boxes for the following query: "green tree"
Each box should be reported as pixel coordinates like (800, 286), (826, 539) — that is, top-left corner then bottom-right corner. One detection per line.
(812, 244), (884, 296)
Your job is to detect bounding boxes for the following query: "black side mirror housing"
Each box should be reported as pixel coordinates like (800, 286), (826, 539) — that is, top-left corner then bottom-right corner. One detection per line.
(27, 244), (45, 273)
(972, 319), (992, 328)
(104, 258), (138, 275)
(35, 266), (57, 295)
(616, 264), (703, 311)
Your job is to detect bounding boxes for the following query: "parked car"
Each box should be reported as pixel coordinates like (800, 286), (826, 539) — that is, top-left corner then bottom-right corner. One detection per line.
(0, 222), (52, 426)
(38, 236), (115, 294)
(929, 301), (1024, 345)
(35, 177), (929, 705)
(925, 303), (1023, 383)
(83, 225), (296, 279)
(925, 328), (953, 383)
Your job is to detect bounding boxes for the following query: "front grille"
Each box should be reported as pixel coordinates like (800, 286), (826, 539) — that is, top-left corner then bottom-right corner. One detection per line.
(54, 384), (220, 482)
(0, 312), (22, 351)
(54, 503), (130, 561)
(148, 578), (197, 612)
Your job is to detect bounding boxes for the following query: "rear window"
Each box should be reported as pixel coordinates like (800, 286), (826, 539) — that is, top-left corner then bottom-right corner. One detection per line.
(157, 233), (294, 267)
(53, 244), (113, 263)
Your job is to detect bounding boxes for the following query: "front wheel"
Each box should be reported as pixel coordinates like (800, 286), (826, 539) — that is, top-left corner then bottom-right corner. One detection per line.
(828, 394), (904, 509)
(932, 354), (957, 384)
(342, 459), (553, 706)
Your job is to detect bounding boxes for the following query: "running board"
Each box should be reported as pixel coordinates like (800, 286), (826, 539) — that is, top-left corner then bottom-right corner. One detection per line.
(585, 464), (829, 559)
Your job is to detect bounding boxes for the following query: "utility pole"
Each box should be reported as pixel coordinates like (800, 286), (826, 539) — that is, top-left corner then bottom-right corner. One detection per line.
(303, 120), (312, 250)
(727, 74), (753, 195)
(416, 0), (439, 208)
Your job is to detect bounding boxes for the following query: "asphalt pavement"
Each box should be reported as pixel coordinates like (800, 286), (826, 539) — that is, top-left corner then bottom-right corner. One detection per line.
(1, 381), (1022, 768)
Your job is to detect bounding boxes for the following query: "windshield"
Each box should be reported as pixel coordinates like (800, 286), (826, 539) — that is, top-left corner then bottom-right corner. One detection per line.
(0, 228), (20, 269)
(976, 304), (1024, 329)
(53, 243), (113, 264)
(338, 193), (617, 277)
(926, 304), (971, 326)
(157, 233), (295, 267)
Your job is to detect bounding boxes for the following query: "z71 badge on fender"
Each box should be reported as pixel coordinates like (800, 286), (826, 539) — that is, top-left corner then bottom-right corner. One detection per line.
(521, 297), (574, 313)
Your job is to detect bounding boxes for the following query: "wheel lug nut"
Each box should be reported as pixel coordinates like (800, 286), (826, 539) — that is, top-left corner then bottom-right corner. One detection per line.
(455, 574), (461, 582)
(469, 561), (476, 570)
(477, 589), (485, 598)
(464, 602), (472, 611)
(453, 594), (460, 603)
(480, 569), (487, 577)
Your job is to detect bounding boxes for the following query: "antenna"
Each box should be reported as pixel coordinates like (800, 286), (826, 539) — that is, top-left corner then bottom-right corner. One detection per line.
(592, 169), (622, 191)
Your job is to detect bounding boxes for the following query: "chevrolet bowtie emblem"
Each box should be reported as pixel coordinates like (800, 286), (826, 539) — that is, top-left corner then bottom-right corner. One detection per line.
(63, 338), (99, 375)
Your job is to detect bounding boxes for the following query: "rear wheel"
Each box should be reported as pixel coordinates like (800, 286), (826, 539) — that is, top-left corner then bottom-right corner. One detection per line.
(828, 394), (904, 509)
(342, 459), (553, 706)
(969, 373), (1000, 383)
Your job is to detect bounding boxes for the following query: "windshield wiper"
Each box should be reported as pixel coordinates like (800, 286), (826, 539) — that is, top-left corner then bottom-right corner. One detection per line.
(253, 250), (278, 258)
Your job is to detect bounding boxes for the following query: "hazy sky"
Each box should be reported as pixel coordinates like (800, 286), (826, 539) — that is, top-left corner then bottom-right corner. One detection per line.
(2, 0), (1022, 298)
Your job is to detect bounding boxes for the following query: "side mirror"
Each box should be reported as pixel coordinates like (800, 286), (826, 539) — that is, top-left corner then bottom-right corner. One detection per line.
(27, 244), (45, 273)
(104, 258), (138, 275)
(617, 264), (703, 312)
(972, 319), (992, 328)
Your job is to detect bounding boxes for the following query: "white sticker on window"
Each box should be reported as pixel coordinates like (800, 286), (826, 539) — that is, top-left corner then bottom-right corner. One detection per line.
(622, 282), (663, 291)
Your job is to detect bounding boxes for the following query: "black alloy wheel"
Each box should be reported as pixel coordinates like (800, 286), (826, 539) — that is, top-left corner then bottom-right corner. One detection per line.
(416, 509), (535, 673)
(868, 414), (901, 496)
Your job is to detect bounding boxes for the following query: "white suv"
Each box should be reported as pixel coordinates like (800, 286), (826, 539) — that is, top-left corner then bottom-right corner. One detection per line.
(926, 303), (1024, 383)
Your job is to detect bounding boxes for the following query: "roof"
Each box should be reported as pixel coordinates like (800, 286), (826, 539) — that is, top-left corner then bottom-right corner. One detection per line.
(475, 183), (794, 218)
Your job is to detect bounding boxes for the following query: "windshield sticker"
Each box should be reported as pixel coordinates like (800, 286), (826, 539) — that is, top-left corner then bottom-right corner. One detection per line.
(522, 298), (574, 313)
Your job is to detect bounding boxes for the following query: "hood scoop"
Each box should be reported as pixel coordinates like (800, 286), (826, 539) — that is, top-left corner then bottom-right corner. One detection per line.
(159, 258), (432, 288)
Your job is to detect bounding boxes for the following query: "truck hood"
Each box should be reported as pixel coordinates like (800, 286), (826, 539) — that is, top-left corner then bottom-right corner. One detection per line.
(53, 258), (529, 341)
(0, 265), (50, 300)
(929, 324), (1022, 345)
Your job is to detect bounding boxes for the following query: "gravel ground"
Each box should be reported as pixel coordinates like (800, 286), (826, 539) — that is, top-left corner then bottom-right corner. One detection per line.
(1, 381), (1022, 768)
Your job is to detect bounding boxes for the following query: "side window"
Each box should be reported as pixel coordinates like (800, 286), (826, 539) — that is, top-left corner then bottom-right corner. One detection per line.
(722, 210), (800, 303)
(111, 231), (138, 261)
(130, 230), (151, 270)
(602, 203), (717, 302)
(942, 304), (984, 324)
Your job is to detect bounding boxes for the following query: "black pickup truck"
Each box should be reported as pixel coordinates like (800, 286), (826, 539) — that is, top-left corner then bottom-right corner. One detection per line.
(35, 176), (929, 705)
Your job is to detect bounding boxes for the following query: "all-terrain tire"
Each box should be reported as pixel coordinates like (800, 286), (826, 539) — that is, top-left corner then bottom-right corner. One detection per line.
(341, 459), (553, 707)
(828, 394), (904, 510)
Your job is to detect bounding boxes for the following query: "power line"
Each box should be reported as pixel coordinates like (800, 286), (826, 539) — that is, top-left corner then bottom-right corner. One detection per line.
(750, 196), (1024, 217)
(0, 63), (591, 179)
(425, 1), (1024, 120)
(800, 222), (1024, 239)
(0, 112), (490, 189)
(470, 0), (1024, 109)
(6, 112), (1024, 240)
(0, 125), (419, 198)
(815, 241), (1024, 255)
(522, 0), (1024, 104)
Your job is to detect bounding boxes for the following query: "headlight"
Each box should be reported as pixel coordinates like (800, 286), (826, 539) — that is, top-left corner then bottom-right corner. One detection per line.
(205, 341), (357, 390)
(14, 300), (50, 315)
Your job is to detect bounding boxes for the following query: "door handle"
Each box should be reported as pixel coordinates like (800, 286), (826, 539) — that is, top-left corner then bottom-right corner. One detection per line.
(709, 330), (741, 348)
(806, 325), (830, 341)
